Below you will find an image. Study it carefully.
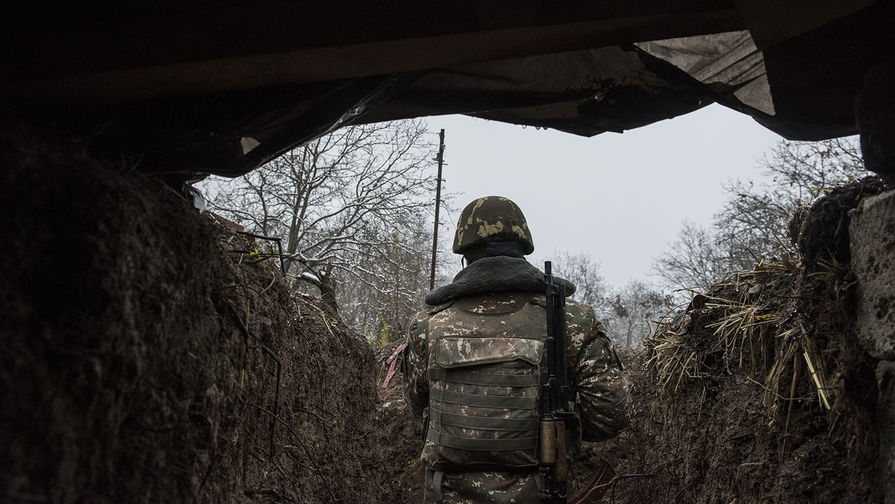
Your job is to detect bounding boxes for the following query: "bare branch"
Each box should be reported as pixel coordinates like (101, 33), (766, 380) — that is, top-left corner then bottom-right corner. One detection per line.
(199, 119), (448, 339)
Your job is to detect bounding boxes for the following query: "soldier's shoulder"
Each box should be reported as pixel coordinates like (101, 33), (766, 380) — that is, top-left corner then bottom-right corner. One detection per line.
(564, 300), (612, 343)
(407, 301), (456, 334)
(526, 296), (600, 324)
(565, 298), (595, 313)
(426, 300), (455, 316)
(564, 299), (599, 323)
(407, 306), (438, 335)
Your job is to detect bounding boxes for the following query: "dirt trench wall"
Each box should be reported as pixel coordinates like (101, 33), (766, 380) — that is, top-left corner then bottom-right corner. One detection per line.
(575, 178), (888, 504)
(0, 130), (383, 503)
(850, 188), (895, 502)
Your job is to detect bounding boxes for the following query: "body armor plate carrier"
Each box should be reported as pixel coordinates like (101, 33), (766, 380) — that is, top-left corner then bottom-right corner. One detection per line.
(424, 294), (547, 471)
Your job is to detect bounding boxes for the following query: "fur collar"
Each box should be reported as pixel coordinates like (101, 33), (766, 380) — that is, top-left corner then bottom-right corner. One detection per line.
(425, 256), (576, 305)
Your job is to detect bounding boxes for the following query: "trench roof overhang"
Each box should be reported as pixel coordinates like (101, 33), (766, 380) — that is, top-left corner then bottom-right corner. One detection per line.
(1, 0), (890, 178)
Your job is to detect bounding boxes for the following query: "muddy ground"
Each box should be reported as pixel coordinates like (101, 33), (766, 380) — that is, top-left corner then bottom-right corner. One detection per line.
(1, 127), (887, 503)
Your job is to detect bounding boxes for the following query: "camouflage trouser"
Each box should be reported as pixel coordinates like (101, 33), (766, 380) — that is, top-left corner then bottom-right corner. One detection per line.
(424, 468), (540, 504)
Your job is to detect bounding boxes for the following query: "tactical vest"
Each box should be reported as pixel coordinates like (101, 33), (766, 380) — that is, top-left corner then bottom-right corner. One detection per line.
(423, 293), (547, 471)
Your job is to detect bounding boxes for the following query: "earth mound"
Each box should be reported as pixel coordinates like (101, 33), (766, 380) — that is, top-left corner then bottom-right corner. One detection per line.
(577, 178), (886, 503)
(0, 129), (385, 503)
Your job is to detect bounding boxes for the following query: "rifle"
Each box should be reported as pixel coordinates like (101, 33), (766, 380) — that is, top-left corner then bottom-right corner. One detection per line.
(540, 262), (617, 504)
(539, 261), (575, 503)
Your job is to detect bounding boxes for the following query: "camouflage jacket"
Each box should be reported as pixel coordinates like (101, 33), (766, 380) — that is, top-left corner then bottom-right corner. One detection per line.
(402, 256), (628, 503)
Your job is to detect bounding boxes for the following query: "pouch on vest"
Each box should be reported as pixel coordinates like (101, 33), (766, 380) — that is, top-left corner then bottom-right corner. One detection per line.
(426, 336), (544, 471)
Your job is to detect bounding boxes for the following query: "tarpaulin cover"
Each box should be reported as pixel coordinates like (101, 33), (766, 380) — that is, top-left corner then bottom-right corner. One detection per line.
(216, 31), (790, 177)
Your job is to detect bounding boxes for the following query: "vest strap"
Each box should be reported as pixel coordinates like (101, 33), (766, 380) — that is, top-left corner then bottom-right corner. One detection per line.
(429, 366), (540, 387)
(430, 408), (539, 432)
(427, 428), (539, 452)
(431, 389), (537, 410)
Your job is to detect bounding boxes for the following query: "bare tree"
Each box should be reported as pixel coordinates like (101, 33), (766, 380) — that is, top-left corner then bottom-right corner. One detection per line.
(603, 281), (674, 348)
(654, 137), (869, 293)
(759, 137), (867, 203)
(653, 221), (734, 294)
(551, 251), (606, 308)
(335, 213), (433, 342)
(201, 119), (437, 318)
(552, 251), (671, 348)
(715, 137), (868, 261)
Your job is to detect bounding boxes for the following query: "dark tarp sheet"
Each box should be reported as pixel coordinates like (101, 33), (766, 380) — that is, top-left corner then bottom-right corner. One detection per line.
(218, 30), (792, 177)
(50, 30), (855, 178)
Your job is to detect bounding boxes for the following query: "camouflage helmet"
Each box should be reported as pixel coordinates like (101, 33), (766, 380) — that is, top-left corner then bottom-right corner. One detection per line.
(453, 196), (534, 255)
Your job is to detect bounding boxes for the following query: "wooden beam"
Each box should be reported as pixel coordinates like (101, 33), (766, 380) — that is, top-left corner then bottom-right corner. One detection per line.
(735, 0), (876, 49)
(3, 0), (743, 103)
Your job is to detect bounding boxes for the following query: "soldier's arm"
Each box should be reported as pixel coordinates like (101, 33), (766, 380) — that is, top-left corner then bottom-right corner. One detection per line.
(401, 311), (429, 417)
(568, 307), (629, 441)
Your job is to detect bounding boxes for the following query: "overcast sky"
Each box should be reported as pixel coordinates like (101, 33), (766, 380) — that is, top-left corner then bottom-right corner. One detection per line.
(424, 103), (785, 289)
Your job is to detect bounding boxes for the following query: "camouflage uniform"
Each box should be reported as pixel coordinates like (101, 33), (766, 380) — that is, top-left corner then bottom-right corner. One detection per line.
(403, 196), (628, 503)
(402, 259), (628, 503)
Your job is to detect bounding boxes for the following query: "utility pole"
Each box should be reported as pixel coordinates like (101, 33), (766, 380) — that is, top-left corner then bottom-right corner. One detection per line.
(429, 129), (445, 291)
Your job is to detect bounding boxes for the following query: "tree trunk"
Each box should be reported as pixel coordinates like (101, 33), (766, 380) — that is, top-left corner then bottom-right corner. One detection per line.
(319, 269), (339, 314)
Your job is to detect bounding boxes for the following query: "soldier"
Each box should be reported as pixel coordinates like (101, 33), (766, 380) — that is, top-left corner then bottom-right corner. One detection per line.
(402, 196), (629, 503)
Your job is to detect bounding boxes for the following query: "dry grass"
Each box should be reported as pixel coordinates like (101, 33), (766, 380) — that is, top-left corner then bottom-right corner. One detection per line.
(646, 327), (705, 392)
(645, 261), (834, 427)
(705, 299), (777, 374)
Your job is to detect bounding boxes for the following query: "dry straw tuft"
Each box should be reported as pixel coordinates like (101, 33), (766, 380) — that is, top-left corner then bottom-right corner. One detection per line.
(645, 261), (834, 427)
(646, 325), (705, 392)
(705, 299), (777, 374)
